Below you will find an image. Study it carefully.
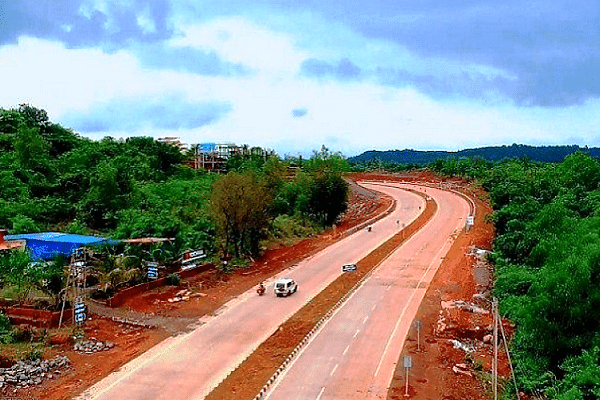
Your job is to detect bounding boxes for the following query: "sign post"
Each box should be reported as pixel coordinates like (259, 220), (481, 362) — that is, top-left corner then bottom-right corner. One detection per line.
(147, 262), (159, 280)
(466, 215), (475, 230)
(403, 355), (412, 397)
(74, 298), (86, 325)
(415, 320), (422, 351)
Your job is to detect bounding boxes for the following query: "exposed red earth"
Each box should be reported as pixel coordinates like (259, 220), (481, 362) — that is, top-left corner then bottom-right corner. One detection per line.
(4, 171), (504, 400)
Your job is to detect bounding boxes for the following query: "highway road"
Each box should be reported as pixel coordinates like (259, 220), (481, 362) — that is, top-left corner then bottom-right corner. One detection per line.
(77, 184), (425, 400)
(263, 183), (470, 400)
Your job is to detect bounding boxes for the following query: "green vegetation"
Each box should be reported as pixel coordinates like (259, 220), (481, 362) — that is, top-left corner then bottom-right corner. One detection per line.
(348, 144), (600, 165)
(4, 103), (600, 396)
(356, 152), (600, 398)
(0, 104), (349, 287)
(0, 105), (351, 364)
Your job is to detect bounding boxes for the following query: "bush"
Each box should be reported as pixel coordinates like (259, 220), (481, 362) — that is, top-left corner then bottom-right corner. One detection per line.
(11, 325), (32, 342)
(0, 313), (12, 344)
(90, 287), (115, 300)
(167, 273), (181, 286)
(0, 313), (11, 332)
(24, 348), (42, 361)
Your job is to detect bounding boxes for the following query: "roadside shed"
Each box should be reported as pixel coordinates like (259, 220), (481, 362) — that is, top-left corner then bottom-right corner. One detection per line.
(4, 232), (120, 260)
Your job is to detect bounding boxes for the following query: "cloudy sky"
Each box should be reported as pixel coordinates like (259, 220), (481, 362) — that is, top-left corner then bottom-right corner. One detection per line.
(1, 1), (599, 157)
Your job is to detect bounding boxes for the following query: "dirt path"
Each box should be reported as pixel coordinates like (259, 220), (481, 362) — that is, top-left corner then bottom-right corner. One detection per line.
(86, 301), (200, 334)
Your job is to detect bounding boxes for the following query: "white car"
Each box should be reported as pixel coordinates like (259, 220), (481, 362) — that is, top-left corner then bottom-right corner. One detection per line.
(274, 278), (298, 297)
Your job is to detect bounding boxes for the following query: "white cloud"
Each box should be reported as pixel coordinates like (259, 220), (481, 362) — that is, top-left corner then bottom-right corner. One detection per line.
(0, 15), (599, 158)
(0, 37), (139, 116)
(171, 17), (309, 76)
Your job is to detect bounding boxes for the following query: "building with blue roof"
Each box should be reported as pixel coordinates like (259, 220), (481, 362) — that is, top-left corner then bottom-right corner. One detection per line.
(5, 232), (120, 260)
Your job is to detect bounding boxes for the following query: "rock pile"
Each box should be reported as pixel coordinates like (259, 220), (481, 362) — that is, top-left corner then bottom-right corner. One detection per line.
(74, 337), (115, 353)
(0, 355), (70, 388)
(167, 289), (192, 303)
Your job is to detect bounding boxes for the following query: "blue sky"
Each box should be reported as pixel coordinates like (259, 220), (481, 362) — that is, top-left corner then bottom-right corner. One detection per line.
(1, 0), (598, 157)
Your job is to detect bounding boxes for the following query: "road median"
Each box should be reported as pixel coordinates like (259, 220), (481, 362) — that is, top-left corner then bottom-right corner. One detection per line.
(205, 188), (437, 400)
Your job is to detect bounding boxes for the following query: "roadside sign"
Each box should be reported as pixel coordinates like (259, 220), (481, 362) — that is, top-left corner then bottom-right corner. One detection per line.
(182, 249), (206, 270)
(147, 262), (159, 279)
(187, 250), (205, 259)
(342, 264), (357, 272)
(404, 355), (412, 396)
(74, 301), (86, 324)
(466, 215), (475, 226)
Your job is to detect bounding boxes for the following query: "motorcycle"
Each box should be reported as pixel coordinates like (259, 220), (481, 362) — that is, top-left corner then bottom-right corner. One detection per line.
(257, 284), (266, 296)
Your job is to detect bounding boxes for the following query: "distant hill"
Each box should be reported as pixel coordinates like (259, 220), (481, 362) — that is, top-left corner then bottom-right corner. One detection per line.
(348, 144), (600, 165)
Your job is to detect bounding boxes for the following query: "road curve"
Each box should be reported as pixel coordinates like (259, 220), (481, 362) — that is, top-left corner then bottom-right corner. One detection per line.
(263, 183), (470, 400)
(77, 185), (424, 400)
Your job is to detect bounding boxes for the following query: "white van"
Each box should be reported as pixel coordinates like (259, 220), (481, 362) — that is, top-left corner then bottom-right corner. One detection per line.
(274, 278), (298, 297)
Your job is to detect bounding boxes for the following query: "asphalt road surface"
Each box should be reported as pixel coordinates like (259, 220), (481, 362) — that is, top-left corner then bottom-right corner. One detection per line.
(77, 184), (424, 400)
(263, 183), (470, 400)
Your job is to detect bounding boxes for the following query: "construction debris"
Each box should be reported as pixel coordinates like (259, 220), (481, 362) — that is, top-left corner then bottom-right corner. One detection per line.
(0, 356), (70, 388)
(74, 338), (116, 353)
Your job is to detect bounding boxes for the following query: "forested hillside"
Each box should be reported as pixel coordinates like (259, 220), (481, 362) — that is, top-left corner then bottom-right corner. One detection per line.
(379, 154), (600, 399)
(349, 144), (600, 165)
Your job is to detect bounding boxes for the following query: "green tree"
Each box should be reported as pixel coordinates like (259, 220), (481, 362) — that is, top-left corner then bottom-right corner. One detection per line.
(78, 157), (134, 229)
(14, 123), (50, 173)
(210, 171), (272, 257)
(0, 250), (32, 301)
(546, 346), (600, 400)
(300, 146), (349, 225)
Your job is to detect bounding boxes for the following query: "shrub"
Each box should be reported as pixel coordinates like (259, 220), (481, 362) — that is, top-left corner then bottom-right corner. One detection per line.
(24, 348), (42, 361)
(0, 313), (11, 332)
(167, 273), (181, 286)
(0, 313), (12, 344)
(11, 325), (32, 342)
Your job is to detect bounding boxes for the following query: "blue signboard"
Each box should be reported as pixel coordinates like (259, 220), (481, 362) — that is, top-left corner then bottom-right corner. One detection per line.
(74, 302), (86, 324)
(147, 262), (159, 279)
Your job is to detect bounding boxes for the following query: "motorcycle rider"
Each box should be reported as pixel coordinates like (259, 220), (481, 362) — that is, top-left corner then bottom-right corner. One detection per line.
(257, 282), (266, 295)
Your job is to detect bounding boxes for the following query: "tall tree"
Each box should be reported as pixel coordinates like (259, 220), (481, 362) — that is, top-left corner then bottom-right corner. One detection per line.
(210, 171), (272, 258)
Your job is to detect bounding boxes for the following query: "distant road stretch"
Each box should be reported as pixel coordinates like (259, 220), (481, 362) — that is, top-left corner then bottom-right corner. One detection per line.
(263, 182), (470, 400)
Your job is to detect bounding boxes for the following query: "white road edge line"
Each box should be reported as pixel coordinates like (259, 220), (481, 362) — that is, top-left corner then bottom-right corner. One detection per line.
(373, 237), (450, 378)
(262, 264), (377, 400)
(343, 344), (350, 355)
(330, 364), (338, 376)
(315, 386), (326, 400)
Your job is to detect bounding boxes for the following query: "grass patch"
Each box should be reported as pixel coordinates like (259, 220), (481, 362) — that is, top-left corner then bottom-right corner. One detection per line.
(267, 215), (322, 247)
(0, 342), (48, 363)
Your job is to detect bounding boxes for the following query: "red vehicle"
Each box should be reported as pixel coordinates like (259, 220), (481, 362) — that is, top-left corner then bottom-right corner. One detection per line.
(257, 283), (266, 296)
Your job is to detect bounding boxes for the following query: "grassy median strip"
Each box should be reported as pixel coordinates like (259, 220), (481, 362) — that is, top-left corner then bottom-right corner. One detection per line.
(205, 189), (437, 400)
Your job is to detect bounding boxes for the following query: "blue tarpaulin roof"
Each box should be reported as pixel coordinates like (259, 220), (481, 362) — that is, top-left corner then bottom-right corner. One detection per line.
(5, 232), (120, 260)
